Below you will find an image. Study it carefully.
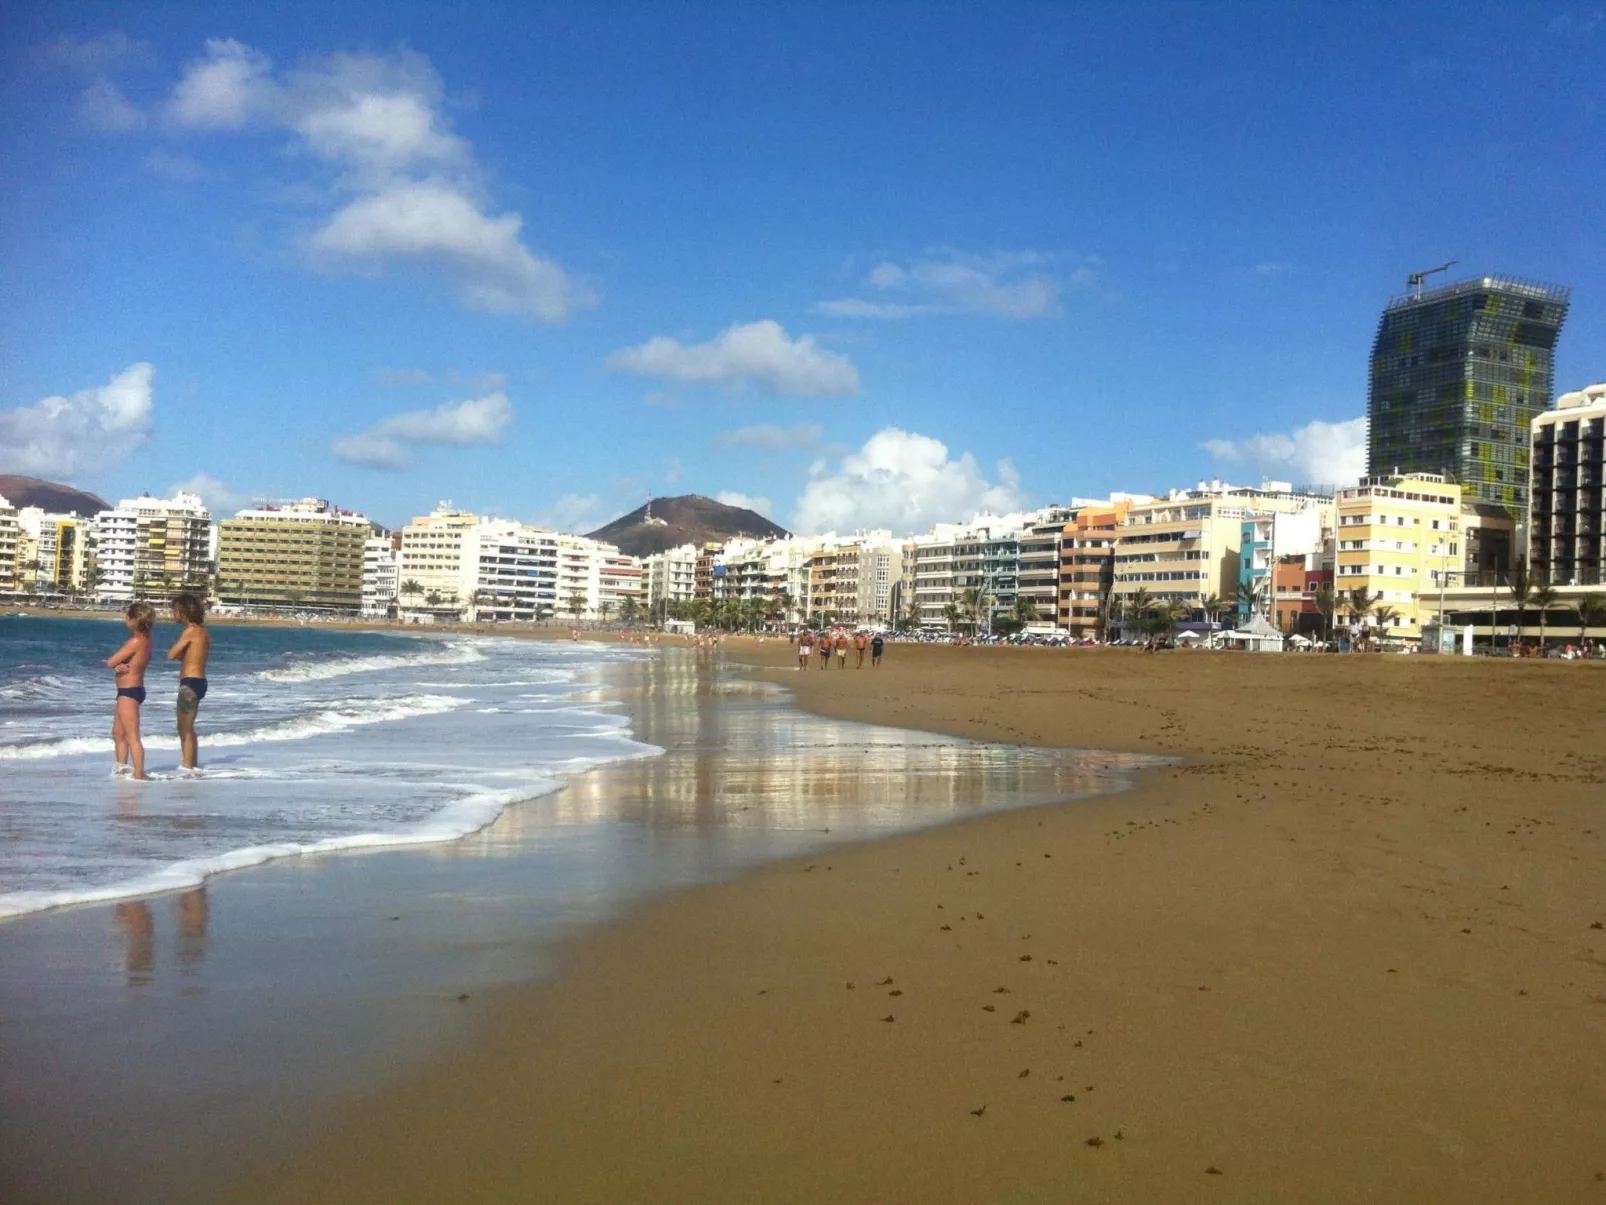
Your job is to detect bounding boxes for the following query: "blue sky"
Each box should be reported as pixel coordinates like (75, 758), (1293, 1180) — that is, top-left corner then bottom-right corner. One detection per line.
(2, 1), (1603, 535)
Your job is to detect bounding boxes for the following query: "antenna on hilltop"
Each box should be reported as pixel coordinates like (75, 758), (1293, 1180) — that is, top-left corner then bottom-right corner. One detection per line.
(1407, 260), (1458, 300)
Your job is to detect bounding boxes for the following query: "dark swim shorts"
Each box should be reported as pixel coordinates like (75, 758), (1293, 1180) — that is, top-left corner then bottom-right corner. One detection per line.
(116, 686), (147, 705)
(179, 676), (208, 701)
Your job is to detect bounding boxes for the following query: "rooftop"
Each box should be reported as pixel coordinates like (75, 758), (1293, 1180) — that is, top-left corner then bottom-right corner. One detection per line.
(1386, 273), (1571, 311)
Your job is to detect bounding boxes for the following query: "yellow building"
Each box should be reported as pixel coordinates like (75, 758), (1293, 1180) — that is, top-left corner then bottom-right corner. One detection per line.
(1334, 473), (1461, 641)
(216, 499), (372, 612)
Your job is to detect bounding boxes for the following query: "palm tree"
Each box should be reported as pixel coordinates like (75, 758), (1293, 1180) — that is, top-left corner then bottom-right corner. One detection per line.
(1125, 587), (1152, 641)
(1372, 604), (1398, 643)
(1576, 593), (1605, 648)
(958, 586), (984, 635)
(1505, 558), (1533, 655)
(1345, 587), (1379, 650)
(942, 601), (962, 633)
(1313, 583), (1337, 643)
(1530, 584), (1559, 654)
(566, 589), (588, 621)
(400, 579), (423, 608)
(1198, 593), (1226, 627)
(424, 590), (443, 608)
(1012, 594), (1039, 626)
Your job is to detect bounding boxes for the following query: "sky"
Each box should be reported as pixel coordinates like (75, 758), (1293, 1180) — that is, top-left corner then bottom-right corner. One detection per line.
(1, 0), (1603, 536)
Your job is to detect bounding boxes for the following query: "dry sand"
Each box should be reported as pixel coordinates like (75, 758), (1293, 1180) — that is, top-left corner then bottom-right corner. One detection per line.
(238, 644), (1606, 1203)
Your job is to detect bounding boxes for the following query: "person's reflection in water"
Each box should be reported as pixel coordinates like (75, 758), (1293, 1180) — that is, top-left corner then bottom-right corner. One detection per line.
(176, 887), (209, 973)
(114, 901), (156, 985)
(113, 888), (211, 986)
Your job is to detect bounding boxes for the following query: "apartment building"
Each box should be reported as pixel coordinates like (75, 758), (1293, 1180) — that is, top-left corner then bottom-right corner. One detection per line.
(91, 491), (211, 602)
(1112, 482), (1324, 621)
(474, 525), (560, 621)
(1270, 555), (1333, 633)
(908, 509), (1066, 632)
(1015, 507), (1074, 626)
(216, 499), (373, 613)
(1530, 382), (1605, 587)
(397, 503), (483, 614)
(14, 508), (91, 594)
(362, 535), (400, 618)
(0, 495), (19, 596)
(1237, 504), (1332, 623)
(1057, 500), (1134, 637)
(1333, 473), (1462, 640)
(598, 553), (644, 618)
(644, 544), (698, 615)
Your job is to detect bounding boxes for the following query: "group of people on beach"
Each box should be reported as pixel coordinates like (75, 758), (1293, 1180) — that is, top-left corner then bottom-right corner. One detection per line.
(104, 594), (211, 780)
(794, 628), (883, 670)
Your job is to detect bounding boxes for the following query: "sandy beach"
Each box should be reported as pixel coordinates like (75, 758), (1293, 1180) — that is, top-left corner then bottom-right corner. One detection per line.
(216, 642), (1606, 1204)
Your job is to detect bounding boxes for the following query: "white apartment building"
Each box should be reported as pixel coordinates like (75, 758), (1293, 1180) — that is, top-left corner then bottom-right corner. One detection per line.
(909, 508), (1066, 631)
(91, 491), (211, 602)
(0, 495), (19, 596)
(644, 543), (698, 615)
(474, 525), (560, 621)
(362, 536), (400, 618)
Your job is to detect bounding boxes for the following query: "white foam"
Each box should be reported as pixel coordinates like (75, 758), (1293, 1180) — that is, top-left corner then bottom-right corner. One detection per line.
(256, 642), (485, 683)
(0, 693), (465, 760)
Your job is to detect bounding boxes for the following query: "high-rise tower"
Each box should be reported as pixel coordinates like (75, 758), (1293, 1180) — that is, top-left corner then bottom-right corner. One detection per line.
(1368, 274), (1570, 519)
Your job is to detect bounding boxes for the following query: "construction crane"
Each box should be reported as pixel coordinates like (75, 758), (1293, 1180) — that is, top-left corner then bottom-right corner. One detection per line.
(1407, 260), (1458, 299)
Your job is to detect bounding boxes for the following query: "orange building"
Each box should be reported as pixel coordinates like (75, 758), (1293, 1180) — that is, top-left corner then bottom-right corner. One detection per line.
(1057, 500), (1132, 637)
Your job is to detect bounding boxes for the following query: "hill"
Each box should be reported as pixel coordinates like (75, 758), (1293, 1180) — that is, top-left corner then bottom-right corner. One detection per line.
(587, 494), (790, 558)
(0, 475), (111, 515)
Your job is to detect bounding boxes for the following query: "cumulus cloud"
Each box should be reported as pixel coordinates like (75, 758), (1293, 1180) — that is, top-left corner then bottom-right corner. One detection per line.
(333, 390), (513, 470)
(167, 472), (254, 514)
(716, 491), (775, 517)
(1202, 416), (1367, 487)
(0, 362), (155, 479)
(151, 40), (586, 320)
(791, 428), (1027, 535)
(608, 320), (860, 397)
(310, 181), (578, 320)
(817, 249), (1082, 320)
(715, 422), (823, 451)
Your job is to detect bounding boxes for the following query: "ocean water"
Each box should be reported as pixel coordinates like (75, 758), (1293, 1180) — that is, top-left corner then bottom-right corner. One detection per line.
(0, 617), (658, 918)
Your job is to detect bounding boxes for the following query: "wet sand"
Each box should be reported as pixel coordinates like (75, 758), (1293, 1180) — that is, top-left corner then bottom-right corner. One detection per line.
(0, 649), (1151, 1205)
(223, 642), (1606, 1204)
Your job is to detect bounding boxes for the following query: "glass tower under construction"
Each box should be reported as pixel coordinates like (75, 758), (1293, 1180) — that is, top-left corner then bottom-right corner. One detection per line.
(1367, 274), (1570, 519)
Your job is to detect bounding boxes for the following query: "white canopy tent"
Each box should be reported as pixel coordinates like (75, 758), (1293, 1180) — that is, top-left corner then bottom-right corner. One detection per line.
(1222, 613), (1285, 653)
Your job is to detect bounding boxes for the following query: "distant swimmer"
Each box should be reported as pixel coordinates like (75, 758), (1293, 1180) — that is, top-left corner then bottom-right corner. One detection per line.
(106, 602), (155, 780)
(168, 593), (212, 771)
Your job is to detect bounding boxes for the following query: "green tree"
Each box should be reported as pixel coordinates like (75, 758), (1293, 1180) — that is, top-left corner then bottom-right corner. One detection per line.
(566, 589), (588, 621)
(1313, 583), (1337, 642)
(620, 596), (641, 625)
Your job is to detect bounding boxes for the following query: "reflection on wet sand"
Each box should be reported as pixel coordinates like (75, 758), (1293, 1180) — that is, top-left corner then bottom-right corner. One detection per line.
(113, 888), (209, 986)
(462, 651), (1164, 850)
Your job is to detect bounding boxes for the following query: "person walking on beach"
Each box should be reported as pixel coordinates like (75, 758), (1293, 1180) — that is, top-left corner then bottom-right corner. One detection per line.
(798, 629), (814, 670)
(836, 632), (849, 669)
(819, 632), (833, 668)
(167, 593), (212, 771)
(106, 602), (155, 780)
(871, 630), (884, 667)
(853, 630), (869, 668)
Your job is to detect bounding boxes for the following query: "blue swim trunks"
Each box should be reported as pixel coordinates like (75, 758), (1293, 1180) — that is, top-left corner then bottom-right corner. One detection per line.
(116, 686), (147, 705)
(179, 677), (208, 703)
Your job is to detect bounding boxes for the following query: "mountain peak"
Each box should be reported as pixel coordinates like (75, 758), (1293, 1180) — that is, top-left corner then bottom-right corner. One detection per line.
(586, 494), (789, 557)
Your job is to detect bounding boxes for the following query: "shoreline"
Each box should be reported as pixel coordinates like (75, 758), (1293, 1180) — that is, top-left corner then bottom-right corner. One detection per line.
(228, 642), (1605, 1203)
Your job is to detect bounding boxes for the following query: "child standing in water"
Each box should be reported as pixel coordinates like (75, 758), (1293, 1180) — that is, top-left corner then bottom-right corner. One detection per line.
(167, 593), (212, 772)
(106, 602), (155, 779)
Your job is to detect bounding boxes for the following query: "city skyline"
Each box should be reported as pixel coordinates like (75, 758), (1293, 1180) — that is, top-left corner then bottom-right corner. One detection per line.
(3, 2), (1604, 535)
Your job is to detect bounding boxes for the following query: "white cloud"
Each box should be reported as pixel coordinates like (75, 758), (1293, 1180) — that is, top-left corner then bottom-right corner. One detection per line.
(791, 428), (1027, 536)
(1202, 416), (1367, 487)
(0, 362), (154, 480)
(331, 432), (410, 471)
(167, 472), (253, 514)
(153, 40), (586, 321)
(716, 422), (823, 451)
(716, 491), (775, 517)
(608, 320), (860, 397)
(79, 77), (146, 131)
(311, 181), (579, 320)
(167, 38), (275, 128)
(333, 390), (513, 470)
(373, 391), (513, 444)
(535, 492), (603, 533)
(817, 249), (1080, 320)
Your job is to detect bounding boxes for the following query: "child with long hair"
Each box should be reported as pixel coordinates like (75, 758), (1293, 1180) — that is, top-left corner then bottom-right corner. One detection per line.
(106, 602), (155, 779)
